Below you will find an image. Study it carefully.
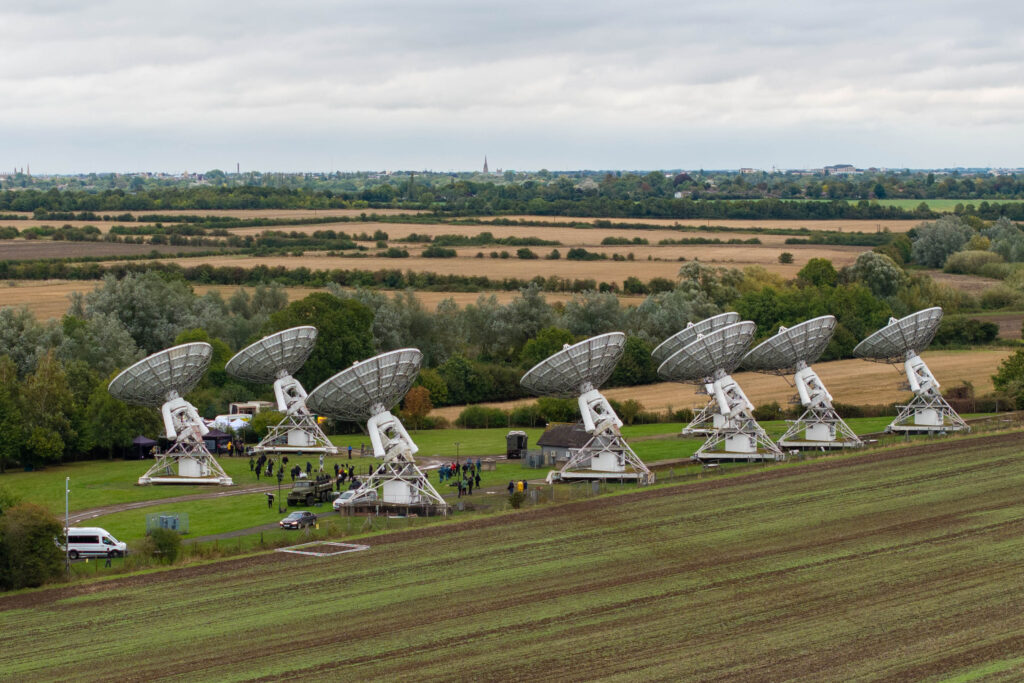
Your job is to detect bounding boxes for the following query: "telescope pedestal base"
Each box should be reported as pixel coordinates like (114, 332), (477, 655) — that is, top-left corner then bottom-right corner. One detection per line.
(887, 393), (970, 434)
(778, 407), (863, 450)
(551, 424), (654, 486)
(138, 443), (233, 486)
(694, 417), (784, 462)
(350, 456), (448, 508)
(253, 413), (338, 456)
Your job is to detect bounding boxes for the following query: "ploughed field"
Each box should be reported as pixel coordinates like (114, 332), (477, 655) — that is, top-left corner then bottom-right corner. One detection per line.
(4, 431), (1024, 680)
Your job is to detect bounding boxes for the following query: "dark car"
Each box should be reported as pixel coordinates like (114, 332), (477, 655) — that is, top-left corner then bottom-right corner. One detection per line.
(279, 511), (316, 529)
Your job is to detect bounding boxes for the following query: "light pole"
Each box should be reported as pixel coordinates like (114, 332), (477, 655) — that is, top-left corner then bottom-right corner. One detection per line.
(65, 477), (70, 577)
(454, 442), (461, 465)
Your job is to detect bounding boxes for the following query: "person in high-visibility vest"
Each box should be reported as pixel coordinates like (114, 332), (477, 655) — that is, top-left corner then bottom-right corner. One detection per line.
(516, 480), (524, 493)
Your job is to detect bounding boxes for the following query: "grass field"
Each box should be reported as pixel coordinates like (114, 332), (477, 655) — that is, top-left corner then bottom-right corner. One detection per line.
(432, 348), (1013, 420)
(4, 429), (1024, 680)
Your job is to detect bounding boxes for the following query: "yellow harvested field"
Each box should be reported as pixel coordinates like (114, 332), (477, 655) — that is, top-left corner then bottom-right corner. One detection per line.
(489, 215), (922, 233)
(229, 221), (803, 247)
(0, 280), (645, 320)
(431, 349), (1012, 421)
(111, 239), (864, 280)
(128, 209), (422, 219)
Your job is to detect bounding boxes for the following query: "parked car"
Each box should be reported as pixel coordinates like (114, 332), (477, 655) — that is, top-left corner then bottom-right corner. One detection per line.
(62, 527), (128, 559)
(279, 511), (316, 529)
(333, 489), (378, 511)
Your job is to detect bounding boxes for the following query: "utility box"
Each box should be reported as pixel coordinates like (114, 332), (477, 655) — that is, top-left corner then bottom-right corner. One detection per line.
(506, 431), (528, 459)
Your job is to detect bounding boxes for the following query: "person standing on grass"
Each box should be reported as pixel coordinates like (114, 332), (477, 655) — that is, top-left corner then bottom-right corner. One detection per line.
(467, 477), (473, 495)
(475, 471), (481, 488)
(507, 480), (514, 495)
(348, 445), (353, 460)
(256, 466), (261, 481)
(249, 456), (255, 472)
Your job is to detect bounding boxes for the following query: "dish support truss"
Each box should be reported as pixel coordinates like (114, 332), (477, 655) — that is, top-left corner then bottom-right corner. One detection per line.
(254, 375), (338, 456)
(694, 370), (783, 462)
(778, 361), (863, 449)
(887, 353), (969, 434)
(681, 383), (728, 436)
(139, 393), (233, 485)
(549, 387), (654, 485)
(347, 408), (447, 507)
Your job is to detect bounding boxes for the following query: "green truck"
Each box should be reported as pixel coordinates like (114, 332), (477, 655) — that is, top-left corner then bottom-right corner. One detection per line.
(286, 478), (335, 506)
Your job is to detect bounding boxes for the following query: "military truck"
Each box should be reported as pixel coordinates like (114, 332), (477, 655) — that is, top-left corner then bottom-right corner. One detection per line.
(286, 478), (335, 506)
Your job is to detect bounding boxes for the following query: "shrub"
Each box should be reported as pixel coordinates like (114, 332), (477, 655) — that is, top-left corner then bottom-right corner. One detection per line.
(753, 402), (783, 421)
(980, 286), (1024, 310)
(778, 252), (794, 264)
(0, 503), (64, 590)
(508, 491), (526, 509)
(455, 405), (509, 429)
(422, 245), (457, 258)
(516, 248), (538, 259)
(147, 527), (181, 564)
(943, 250), (1005, 276)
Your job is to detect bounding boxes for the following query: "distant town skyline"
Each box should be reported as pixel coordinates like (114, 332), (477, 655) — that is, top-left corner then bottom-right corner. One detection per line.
(2, 1), (1022, 174)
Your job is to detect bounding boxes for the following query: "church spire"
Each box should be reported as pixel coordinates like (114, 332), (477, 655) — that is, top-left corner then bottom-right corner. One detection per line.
(483, 155), (489, 174)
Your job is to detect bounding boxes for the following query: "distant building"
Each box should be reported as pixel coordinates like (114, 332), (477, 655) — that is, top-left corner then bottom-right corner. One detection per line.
(483, 156), (489, 174)
(824, 164), (861, 176)
(739, 167), (758, 174)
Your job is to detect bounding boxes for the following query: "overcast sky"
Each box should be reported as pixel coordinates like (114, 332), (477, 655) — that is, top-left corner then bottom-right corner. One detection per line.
(2, 0), (1023, 173)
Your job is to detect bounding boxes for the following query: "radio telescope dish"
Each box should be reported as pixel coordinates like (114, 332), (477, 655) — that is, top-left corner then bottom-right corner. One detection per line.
(520, 332), (652, 485)
(521, 333), (625, 398)
(225, 326), (317, 384)
(306, 349), (447, 512)
(657, 322), (756, 384)
(109, 343), (212, 406)
(307, 348), (423, 423)
(651, 312), (740, 365)
(854, 307), (943, 364)
(855, 307), (968, 434)
(742, 315), (836, 376)
(740, 316), (861, 449)
(225, 326), (336, 456)
(657, 321), (782, 462)
(108, 343), (232, 486)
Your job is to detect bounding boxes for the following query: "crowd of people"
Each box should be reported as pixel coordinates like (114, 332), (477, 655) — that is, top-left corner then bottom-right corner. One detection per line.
(438, 458), (483, 497)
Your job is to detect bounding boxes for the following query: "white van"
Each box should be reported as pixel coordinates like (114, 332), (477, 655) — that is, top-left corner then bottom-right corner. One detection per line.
(64, 527), (127, 559)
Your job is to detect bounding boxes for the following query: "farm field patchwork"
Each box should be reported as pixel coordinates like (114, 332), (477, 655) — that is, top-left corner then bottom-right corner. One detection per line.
(4, 431), (1024, 680)
(120, 246), (848, 280)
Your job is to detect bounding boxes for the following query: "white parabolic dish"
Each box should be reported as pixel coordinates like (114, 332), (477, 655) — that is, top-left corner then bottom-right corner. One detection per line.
(108, 343), (213, 406)
(742, 315), (837, 375)
(854, 307), (943, 364)
(225, 326), (318, 383)
(658, 321), (757, 384)
(520, 332), (626, 398)
(651, 312), (741, 365)
(306, 348), (423, 422)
